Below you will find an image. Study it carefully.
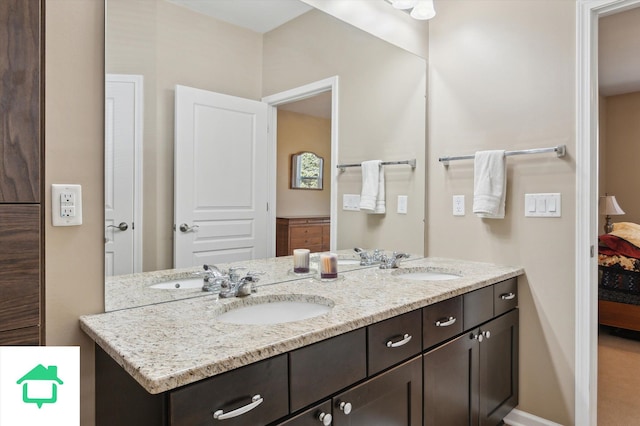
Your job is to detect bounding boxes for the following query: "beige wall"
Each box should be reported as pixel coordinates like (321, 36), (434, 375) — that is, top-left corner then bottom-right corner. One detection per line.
(428, 1), (576, 424)
(604, 91), (640, 224)
(45, 1), (105, 424)
(107, 0), (263, 271)
(264, 10), (427, 254)
(277, 110), (331, 216)
(44, 1), (585, 425)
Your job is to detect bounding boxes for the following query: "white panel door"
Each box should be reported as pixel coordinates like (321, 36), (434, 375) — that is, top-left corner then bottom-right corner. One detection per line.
(105, 74), (143, 276)
(174, 85), (269, 268)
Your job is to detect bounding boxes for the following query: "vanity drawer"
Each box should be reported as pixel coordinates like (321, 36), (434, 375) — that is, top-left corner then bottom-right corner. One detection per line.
(423, 296), (463, 349)
(289, 328), (366, 412)
(290, 226), (323, 239)
(169, 354), (288, 426)
(494, 277), (518, 316)
(368, 309), (421, 375)
(463, 286), (494, 330)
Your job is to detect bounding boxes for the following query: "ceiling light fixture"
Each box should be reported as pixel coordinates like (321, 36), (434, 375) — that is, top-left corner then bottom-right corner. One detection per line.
(388, 0), (436, 20)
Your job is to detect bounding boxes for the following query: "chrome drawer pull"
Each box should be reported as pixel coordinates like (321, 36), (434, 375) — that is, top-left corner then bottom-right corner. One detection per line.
(435, 316), (456, 327)
(386, 333), (412, 348)
(213, 394), (263, 420)
(318, 412), (333, 425)
(500, 292), (516, 300)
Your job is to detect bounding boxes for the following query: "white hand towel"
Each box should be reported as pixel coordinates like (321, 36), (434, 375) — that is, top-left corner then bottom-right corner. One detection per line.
(372, 165), (385, 214)
(359, 160), (383, 213)
(473, 150), (506, 219)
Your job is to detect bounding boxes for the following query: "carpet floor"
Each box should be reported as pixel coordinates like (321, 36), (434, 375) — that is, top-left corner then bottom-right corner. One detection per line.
(598, 327), (640, 425)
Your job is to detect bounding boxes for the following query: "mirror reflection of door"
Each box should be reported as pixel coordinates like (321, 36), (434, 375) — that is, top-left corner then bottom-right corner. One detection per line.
(291, 151), (323, 189)
(276, 92), (332, 219)
(105, 74), (143, 276)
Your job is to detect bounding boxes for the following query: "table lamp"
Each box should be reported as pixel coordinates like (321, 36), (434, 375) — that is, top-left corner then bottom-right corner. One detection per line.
(600, 195), (625, 233)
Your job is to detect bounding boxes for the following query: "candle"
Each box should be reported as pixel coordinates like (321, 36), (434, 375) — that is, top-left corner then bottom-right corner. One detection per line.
(320, 253), (338, 279)
(293, 249), (310, 273)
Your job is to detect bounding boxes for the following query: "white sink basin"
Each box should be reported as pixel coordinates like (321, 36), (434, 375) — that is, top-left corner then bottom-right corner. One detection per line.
(216, 296), (334, 325)
(149, 277), (204, 290)
(392, 267), (461, 281)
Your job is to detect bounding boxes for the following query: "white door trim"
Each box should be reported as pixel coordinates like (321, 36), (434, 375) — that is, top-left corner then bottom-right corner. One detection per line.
(105, 73), (144, 274)
(575, 1), (640, 424)
(262, 76), (340, 254)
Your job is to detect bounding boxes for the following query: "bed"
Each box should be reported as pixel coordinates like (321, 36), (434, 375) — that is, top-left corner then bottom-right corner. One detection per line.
(598, 222), (640, 332)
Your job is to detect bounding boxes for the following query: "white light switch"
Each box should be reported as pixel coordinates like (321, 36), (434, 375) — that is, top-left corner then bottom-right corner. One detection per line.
(524, 193), (561, 217)
(343, 194), (361, 211)
(52, 184), (83, 226)
(397, 195), (408, 214)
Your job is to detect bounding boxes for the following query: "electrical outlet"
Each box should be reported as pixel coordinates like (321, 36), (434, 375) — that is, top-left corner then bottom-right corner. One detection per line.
(453, 195), (465, 216)
(52, 184), (83, 226)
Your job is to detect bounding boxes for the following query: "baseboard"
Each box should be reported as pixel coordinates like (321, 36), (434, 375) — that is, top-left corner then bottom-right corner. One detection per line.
(503, 408), (564, 426)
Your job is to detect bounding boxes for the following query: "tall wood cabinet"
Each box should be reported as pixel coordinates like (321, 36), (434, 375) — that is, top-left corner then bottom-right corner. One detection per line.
(0, 0), (44, 345)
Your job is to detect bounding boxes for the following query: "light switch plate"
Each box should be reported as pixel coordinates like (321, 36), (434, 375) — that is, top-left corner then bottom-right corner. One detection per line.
(397, 195), (408, 214)
(343, 194), (361, 211)
(52, 184), (83, 226)
(524, 193), (561, 217)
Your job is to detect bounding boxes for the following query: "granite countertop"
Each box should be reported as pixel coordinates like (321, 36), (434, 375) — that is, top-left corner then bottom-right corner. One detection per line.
(81, 256), (523, 395)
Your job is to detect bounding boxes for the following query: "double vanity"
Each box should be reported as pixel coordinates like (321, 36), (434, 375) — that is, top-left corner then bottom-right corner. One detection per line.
(81, 252), (523, 425)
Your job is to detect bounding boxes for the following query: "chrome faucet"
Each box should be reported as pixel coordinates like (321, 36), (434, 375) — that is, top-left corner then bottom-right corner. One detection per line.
(379, 252), (410, 269)
(219, 268), (262, 298)
(198, 264), (224, 292)
(354, 248), (385, 266)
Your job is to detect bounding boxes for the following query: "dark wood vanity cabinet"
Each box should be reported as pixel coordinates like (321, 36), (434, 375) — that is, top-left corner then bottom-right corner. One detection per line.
(423, 278), (519, 426)
(0, 0), (44, 346)
(95, 278), (519, 426)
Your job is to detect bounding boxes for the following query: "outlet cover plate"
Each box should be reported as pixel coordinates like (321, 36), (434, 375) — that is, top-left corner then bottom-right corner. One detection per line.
(52, 184), (83, 226)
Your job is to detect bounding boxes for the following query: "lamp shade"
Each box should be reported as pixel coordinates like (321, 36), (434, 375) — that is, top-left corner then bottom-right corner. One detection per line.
(600, 195), (625, 215)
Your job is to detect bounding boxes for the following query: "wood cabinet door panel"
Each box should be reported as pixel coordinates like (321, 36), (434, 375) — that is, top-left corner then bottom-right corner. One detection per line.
(277, 400), (332, 426)
(290, 329), (366, 412)
(0, 205), (40, 332)
(0, 326), (39, 345)
(424, 330), (479, 426)
(479, 309), (519, 426)
(0, 0), (41, 203)
(332, 356), (422, 426)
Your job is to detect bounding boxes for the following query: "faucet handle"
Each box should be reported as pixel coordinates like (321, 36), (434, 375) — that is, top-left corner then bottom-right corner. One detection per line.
(228, 267), (248, 282)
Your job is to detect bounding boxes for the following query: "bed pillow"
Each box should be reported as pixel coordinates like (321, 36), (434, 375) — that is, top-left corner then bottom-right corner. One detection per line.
(599, 222), (640, 258)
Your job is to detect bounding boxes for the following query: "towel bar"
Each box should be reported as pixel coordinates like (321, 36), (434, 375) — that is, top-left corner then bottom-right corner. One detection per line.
(439, 145), (566, 167)
(337, 159), (416, 172)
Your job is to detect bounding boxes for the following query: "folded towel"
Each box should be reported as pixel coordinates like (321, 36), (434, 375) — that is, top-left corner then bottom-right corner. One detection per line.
(359, 160), (385, 214)
(473, 150), (506, 219)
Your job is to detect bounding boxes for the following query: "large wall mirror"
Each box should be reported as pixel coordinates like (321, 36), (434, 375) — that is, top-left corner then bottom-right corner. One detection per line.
(104, 0), (427, 311)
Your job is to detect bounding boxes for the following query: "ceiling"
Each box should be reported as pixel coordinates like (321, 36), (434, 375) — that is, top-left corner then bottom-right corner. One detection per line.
(599, 6), (640, 96)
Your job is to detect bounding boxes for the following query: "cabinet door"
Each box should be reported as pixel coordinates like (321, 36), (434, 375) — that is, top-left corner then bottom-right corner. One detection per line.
(332, 356), (421, 426)
(0, 0), (41, 203)
(479, 309), (519, 426)
(0, 205), (40, 335)
(424, 330), (479, 426)
(277, 400), (332, 426)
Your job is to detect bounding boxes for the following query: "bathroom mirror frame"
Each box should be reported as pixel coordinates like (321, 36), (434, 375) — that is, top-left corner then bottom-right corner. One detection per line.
(291, 151), (324, 190)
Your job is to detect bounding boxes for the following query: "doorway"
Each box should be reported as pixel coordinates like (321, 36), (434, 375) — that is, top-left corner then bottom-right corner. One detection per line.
(263, 76), (340, 255)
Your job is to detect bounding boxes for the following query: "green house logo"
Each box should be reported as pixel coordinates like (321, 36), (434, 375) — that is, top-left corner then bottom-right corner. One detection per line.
(16, 364), (64, 408)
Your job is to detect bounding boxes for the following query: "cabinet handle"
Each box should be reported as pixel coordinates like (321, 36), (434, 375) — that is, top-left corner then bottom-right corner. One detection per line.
(213, 394), (263, 420)
(434, 316), (456, 327)
(318, 412), (333, 425)
(471, 332), (483, 343)
(482, 330), (491, 339)
(500, 292), (516, 300)
(339, 401), (352, 415)
(386, 333), (412, 348)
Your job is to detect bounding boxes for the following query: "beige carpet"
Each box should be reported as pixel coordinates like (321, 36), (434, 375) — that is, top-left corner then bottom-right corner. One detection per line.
(598, 328), (640, 425)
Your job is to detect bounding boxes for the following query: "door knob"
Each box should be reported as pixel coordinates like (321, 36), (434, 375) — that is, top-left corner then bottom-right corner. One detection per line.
(179, 223), (200, 233)
(107, 222), (129, 231)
